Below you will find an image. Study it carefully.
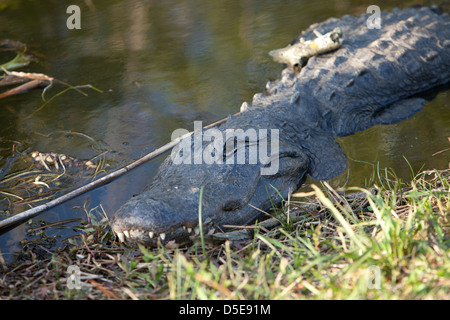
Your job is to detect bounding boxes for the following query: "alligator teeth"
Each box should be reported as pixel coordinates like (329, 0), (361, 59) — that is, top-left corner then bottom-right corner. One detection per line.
(187, 228), (192, 233)
(123, 230), (130, 238)
(117, 232), (125, 243)
(160, 233), (166, 240)
(149, 232), (154, 238)
(194, 227), (200, 235)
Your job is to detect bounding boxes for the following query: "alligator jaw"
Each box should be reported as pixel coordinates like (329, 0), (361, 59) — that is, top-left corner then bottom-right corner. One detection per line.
(110, 196), (201, 246)
(109, 184), (229, 246)
(111, 221), (203, 246)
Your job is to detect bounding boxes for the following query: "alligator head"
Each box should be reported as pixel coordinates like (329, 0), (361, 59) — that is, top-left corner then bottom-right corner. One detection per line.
(110, 103), (347, 245)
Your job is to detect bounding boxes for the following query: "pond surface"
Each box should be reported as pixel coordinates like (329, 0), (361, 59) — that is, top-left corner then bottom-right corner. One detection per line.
(0, 0), (449, 263)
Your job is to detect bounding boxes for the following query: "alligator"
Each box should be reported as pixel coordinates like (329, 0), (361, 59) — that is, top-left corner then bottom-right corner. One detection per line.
(111, 6), (450, 246)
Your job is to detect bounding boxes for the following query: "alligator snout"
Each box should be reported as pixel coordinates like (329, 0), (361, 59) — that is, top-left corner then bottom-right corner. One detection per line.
(111, 215), (206, 246)
(111, 195), (203, 245)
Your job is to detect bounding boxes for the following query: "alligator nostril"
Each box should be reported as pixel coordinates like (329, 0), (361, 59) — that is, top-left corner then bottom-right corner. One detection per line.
(222, 199), (244, 211)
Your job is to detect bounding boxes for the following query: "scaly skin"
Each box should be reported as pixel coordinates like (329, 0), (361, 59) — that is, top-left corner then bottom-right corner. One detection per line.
(111, 7), (450, 246)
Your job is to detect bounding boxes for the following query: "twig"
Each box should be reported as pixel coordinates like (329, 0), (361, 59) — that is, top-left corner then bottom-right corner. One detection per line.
(0, 79), (48, 99)
(1, 69), (54, 82)
(1, 67), (91, 100)
(0, 112), (238, 231)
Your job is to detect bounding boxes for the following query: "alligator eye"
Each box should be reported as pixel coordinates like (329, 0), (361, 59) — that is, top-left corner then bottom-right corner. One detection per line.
(223, 136), (254, 163)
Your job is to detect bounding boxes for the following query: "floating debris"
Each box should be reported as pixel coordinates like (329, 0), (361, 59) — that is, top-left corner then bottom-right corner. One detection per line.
(30, 151), (96, 172)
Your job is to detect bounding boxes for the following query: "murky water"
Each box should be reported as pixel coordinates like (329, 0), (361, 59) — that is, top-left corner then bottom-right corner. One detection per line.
(1, 0), (449, 263)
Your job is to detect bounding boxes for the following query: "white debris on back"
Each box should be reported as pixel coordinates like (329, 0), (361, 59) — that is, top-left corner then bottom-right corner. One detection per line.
(269, 27), (343, 67)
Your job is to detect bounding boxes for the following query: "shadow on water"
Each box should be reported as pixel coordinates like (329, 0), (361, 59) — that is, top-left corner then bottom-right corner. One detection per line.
(0, 0), (449, 263)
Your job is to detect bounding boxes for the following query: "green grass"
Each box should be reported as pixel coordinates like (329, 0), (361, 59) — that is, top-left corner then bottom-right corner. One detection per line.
(1, 167), (448, 299)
